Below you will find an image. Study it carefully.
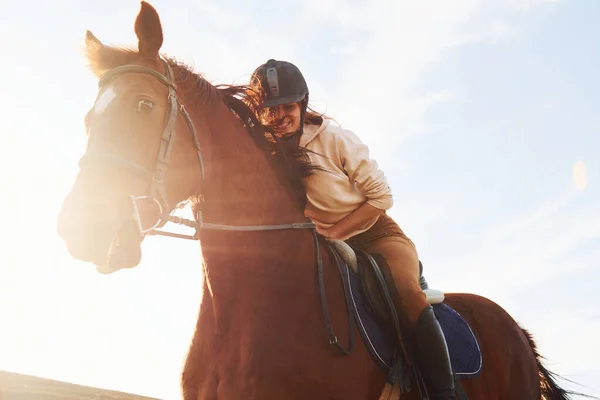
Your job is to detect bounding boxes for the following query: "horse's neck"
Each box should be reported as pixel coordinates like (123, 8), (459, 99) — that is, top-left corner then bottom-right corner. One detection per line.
(191, 100), (322, 344)
(200, 102), (305, 227)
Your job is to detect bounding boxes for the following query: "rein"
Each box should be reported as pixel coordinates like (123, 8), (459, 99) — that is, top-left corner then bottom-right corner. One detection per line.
(80, 59), (355, 356)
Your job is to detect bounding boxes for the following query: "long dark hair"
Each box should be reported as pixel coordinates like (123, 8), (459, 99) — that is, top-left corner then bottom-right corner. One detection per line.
(305, 105), (326, 126)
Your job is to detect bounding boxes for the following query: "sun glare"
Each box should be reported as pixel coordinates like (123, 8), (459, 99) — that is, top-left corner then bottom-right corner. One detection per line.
(572, 161), (588, 191)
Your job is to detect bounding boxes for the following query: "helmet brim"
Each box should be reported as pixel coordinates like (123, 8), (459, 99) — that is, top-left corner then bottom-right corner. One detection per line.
(261, 93), (306, 109)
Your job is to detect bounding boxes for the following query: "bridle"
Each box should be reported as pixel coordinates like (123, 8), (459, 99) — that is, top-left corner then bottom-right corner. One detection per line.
(79, 58), (201, 238)
(77, 58), (354, 356)
(78, 58), (315, 239)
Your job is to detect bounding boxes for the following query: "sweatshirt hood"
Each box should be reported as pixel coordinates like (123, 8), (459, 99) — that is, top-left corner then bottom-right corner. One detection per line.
(299, 118), (331, 147)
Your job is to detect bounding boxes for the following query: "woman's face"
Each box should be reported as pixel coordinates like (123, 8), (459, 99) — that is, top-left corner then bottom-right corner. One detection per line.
(262, 102), (302, 135)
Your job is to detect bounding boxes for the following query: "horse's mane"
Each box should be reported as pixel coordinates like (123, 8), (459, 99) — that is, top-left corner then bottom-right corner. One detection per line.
(85, 44), (318, 211)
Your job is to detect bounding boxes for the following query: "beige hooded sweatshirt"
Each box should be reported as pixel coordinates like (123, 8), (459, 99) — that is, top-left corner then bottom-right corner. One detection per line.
(299, 118), (393, 238)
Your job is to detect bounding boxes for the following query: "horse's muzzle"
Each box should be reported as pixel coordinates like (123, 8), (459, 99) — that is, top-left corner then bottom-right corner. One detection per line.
(57, 195), (145, 273)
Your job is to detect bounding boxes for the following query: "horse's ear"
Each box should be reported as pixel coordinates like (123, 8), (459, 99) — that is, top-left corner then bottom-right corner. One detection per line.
(85, 30), (105, 76)
(134, 1), (163, 61)
(86, 30), (102, 48)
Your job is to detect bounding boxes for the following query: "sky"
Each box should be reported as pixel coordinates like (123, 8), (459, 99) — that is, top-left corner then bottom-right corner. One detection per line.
(0, 0), (598, 399)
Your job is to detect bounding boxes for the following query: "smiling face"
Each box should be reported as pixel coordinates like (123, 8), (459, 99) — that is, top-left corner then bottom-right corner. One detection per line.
(261, 102), (302, 137)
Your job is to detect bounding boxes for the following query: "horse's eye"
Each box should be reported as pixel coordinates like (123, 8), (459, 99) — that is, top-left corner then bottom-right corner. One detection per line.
(138, 99), (154, 112)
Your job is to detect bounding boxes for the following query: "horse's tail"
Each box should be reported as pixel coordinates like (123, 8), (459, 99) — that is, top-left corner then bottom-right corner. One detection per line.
(521, 328), (597, 400)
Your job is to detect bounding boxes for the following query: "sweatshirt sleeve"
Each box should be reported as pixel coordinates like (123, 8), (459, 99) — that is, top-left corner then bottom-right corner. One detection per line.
(335, 129), (393, 211)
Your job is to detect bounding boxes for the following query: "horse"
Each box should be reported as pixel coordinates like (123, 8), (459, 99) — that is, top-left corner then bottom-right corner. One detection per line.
(57, 2), (581, 399)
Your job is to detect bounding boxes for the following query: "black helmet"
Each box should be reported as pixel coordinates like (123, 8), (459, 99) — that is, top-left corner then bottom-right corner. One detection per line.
(251, 59), (309, 108)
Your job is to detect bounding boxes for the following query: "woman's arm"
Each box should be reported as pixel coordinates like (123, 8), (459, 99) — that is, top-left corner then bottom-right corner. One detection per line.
(317, 202), (384, 240)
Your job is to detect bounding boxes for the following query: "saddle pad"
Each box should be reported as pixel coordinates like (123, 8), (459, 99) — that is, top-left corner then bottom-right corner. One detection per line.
(347, 267), (482, 377)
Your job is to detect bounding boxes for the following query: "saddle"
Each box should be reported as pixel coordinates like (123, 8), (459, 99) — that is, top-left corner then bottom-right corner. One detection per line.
(326, 240), (477, 400)
(328, 240), (444, 324)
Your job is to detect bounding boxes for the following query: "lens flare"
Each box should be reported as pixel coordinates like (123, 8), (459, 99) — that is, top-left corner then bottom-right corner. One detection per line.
(572, 161), (588, 190)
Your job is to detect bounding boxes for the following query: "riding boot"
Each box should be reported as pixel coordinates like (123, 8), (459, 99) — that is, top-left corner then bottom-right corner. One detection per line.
(413, 305), (456, 400)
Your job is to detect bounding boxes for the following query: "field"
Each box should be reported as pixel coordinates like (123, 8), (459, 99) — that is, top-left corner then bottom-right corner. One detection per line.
(0, 371), (162, 400)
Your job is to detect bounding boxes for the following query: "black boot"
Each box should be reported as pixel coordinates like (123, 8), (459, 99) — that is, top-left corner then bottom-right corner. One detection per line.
(413, 305), (456, 400)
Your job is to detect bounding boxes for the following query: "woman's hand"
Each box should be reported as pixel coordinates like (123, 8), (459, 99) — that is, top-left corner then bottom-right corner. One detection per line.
(324, 202), (385, 241)
(315, 224), (345, 240)
(315, 224), (332, 238)
(314, 203), (384, 240)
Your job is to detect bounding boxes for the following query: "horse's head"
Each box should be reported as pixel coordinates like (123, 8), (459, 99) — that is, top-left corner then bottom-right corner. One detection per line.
(58, 2), (204, 274)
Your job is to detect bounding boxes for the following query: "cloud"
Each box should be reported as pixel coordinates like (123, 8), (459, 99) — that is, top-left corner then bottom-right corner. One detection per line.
(330, 43), (357, 55)
(284, 0), (563, 150)
(426, 190), (600, 298)
(489, 19), (521, 41)
(512, 0), (561, 11)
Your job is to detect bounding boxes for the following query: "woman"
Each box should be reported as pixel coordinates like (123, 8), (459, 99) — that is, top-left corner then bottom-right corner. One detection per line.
(249, 59), (456, 400)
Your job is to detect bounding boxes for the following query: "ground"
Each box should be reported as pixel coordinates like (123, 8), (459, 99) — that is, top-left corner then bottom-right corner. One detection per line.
(0, 370), (161, 400)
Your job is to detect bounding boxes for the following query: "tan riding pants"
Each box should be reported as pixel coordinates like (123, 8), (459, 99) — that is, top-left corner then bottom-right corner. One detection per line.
(345, 212), (429, 326)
